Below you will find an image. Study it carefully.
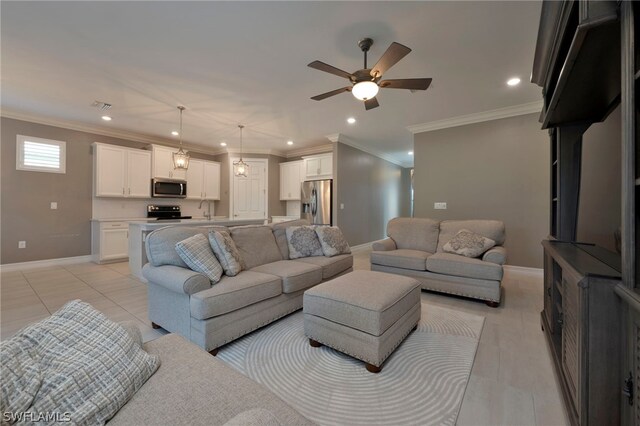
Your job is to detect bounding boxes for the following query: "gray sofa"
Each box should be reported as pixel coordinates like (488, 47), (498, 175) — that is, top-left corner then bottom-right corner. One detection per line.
(109, 333), (313, 425)
(370, 218), (506, 306)
(143, 219), (353, 353)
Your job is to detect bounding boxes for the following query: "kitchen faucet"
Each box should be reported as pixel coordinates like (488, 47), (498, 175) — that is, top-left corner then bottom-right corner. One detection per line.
(199, 199), (213, 220)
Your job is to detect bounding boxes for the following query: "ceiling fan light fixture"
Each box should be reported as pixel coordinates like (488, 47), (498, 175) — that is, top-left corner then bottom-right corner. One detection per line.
(352, 81), (379, 101)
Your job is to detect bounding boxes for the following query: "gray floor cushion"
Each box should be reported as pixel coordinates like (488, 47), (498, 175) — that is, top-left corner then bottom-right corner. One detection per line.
(251, 260), (323, 294)
(294, 254), (353, 279)
(370, 249), (431, 271)
(426, 252), (503, 281)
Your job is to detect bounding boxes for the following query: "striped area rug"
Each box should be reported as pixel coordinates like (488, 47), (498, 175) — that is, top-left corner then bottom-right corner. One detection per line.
(217, 303), (484, 426)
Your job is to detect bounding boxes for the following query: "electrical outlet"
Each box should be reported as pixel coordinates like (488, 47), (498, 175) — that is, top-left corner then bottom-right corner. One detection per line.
(18, 241), (26, 249)
(50, 202), (57, 210)
(340, 203), (344, 210)
(434, 202), (447, 210)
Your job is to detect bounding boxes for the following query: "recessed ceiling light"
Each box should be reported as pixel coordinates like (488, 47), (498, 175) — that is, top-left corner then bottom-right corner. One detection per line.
(171, 131), (179, 136)
(408, 151), (414, 156)
(347, 117), (356, 124)
(101, 115), (112, 121)
(220, 142), (227, 147)
(287, 141), (294, 145)
(507, 77), (521, 86)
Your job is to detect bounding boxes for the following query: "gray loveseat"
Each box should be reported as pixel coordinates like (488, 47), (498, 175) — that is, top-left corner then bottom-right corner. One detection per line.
(370, 218), (506, 306)
(143, 219), (353, 353)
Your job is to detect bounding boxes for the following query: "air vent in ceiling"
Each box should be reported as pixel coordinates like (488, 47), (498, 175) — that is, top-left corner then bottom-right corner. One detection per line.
(91, 101), (112, 111)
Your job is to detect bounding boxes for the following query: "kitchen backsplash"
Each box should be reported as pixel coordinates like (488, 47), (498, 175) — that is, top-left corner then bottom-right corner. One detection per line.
(91, 197), (217, 219)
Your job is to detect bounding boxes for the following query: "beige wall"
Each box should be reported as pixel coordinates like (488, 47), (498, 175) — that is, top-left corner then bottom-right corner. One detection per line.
(335, 142), (408, 247)
(0, 117), (282, 264)
(576, 106), (621, 251)
(413, 113), (549, 268)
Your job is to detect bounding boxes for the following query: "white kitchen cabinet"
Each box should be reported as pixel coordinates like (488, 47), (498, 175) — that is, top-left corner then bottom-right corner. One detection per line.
(303, 153), (332, 180)
(152, 145), (187, 180)
(94, 143), (151, 198)
(186, 159), (220, 200)
(91, 221), (129, 263)
(280, 160), (303, 200)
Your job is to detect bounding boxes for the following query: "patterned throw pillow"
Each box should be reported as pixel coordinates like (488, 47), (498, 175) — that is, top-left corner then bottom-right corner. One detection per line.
(315, 226), (351, 257)
(208, 230), (245, 276)
(1, 300), (160, 425)
(443, 229), (496, 258)
(175, 234), (223, 283)
(286, 226), (324, 259)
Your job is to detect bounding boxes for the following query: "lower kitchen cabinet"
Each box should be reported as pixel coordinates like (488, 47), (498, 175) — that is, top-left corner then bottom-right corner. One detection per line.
(91, 221), (130, 263)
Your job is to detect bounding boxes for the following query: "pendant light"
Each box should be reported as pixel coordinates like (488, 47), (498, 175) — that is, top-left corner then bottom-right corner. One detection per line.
(233, 124), (249, 177)
(172, 106), (190, 170)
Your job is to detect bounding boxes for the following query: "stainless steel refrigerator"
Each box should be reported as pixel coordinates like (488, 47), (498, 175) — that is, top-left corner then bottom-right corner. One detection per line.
(301, 179), (332, 225)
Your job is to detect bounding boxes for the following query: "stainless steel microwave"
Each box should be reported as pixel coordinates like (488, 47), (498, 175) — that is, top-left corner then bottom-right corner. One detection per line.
(151, 178), (187, 198)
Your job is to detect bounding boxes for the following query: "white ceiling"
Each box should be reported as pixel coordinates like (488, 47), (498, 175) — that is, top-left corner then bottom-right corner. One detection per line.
(1, 1), (542, 167)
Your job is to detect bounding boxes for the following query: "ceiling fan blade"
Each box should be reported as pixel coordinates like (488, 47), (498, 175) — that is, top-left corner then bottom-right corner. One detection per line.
(379, 78), (432, 90)
(364, 97), (379, 110)
(308, 60), (354, 80)
(370, 42), (412, 78)
(311, 86), (352, 101)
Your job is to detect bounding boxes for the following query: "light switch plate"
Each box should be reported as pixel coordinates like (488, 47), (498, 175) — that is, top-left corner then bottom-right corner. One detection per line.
(340, 203), (344, 210)
(18, 241), (26, 249)
(50, 202), (58, 210)
(434, 202), (447, 210)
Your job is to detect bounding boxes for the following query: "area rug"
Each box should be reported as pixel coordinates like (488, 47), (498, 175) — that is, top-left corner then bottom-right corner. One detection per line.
(217, 303), (484, 426)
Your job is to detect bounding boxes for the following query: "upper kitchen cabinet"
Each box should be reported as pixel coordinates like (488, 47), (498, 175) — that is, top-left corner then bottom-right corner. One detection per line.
(186, 158), (220, 200)
(151, 144), (187, 180)
(303, 153), (333, 180)
(94, 143), (151, 198)
(280, 160), (304, 200)
(532, 0), (620, 128)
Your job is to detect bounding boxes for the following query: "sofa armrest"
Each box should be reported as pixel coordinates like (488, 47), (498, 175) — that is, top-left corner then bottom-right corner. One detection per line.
(482, 246), (507, 265)
(372, 238), (397, 251)
(142, 263), (211, 295)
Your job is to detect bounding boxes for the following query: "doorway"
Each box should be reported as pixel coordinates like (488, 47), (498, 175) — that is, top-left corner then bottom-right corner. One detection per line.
(230, 158), (268, 220)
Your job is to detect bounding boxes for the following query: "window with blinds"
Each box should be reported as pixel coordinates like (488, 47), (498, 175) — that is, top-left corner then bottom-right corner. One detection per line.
(16, 135), (66, 173)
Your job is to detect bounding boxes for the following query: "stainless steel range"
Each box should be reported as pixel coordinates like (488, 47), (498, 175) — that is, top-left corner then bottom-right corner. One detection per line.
(147, 205), (192, 220)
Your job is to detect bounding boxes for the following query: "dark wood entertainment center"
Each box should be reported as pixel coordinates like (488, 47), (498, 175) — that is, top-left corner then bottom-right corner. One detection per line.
(532, 1), (639, 425)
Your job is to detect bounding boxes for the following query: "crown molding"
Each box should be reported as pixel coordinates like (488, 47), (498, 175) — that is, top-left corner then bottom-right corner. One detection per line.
(285, 143), (333, 158)
(406, 100), (543, 134)
(224, 147), (286, 157)
(329, 133), (409, 168)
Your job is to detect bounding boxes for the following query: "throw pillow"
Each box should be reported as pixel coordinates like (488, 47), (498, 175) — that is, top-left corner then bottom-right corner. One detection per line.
(175, 234), (223, 283)
(315, 226), (351, 257)
(208, 230), (245, 276)
(1, 300), (160, 425)
(286, 226), (324, 259)
(443, 229), (496, 258)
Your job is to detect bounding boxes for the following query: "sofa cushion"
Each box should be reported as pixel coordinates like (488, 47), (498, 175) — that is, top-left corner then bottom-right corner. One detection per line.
(370, 249), (430, 271)
(175, 234), (224, 283)
(294, 254), (353, 280)
(190, 271), (282, 320)
(230, 226), (283, 269)
(251, 260), (322, 293)
(426, 252), (503, 281)
(145, 226), (228, 267)
(387, 217), (440, 253)
(286, 226), (324, 259)
(209, 230), (245, 277)
(442, 229), (496, 258)
(437, 220), (505, 252)
(271, 219), (311, 259)
(315, 226), (351, 257)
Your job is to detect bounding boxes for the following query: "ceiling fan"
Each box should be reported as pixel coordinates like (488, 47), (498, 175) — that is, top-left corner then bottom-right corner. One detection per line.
(308, 38), (432, 110)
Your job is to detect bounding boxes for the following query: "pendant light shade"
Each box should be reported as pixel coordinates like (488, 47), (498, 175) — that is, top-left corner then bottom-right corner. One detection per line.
(233, 125), (249, 177)
(173, 106), (190, 170)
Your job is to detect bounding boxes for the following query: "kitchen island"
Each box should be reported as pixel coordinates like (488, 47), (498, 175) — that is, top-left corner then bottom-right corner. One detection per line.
(128, 218), (264, 281)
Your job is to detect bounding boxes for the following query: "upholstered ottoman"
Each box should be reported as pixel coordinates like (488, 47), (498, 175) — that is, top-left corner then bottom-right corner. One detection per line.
(303, 270), (421, 373)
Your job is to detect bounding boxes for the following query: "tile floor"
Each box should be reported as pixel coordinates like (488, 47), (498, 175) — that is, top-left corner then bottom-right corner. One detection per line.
(1, 249), (568, 425)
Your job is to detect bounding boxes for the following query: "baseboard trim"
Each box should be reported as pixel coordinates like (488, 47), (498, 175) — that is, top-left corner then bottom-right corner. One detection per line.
(350, 242), (374, 252)
(503, 264), (544, 277)
(1, 255), (93, 272)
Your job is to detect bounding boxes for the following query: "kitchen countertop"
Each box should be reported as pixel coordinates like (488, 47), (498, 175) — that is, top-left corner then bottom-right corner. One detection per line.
(128, 217), (264, 231)
(91, 216), (228, 222)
